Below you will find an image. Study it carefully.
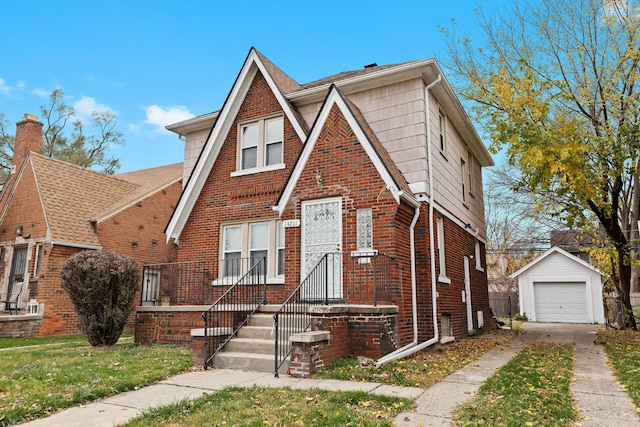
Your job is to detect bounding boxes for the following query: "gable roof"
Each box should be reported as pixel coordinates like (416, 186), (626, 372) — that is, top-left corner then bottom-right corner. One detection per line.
(275, 85), (418, 215)
(510, 246), (603, 279)
(165, 47), (310, 242)
(166, 49), (492, 242)
(2, 153), (182, 248)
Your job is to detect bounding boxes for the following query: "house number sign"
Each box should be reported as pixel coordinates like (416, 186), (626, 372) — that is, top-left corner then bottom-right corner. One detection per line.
(283, 219), (300, 228)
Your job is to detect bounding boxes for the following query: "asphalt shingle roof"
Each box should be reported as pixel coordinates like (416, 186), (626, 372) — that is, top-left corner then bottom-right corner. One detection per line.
(27, 153), (182, 246)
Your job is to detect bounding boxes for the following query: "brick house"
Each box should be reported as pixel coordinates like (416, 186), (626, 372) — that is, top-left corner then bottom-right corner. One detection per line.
(136, 48), (493, 375)
(0, 114), (182, 337)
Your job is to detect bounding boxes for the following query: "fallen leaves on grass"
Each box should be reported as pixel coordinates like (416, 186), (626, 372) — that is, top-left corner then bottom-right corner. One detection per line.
(314, 332), (513, 388)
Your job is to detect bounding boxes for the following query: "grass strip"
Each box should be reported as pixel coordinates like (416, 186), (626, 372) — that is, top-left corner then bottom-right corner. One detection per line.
(313, 333), (512, 388)
(0, 341), (192, 426)
(123, 386), (413, 427)
(597, 329), (640, 408)
(454, 342), (575, 427)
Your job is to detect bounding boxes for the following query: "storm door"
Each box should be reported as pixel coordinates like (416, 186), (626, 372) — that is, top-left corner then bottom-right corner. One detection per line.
(7, 246), (27, 308)
(301, 198), (342, 300)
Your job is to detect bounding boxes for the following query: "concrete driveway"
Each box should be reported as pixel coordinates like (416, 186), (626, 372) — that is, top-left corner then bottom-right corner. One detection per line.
(519, 322), (640, 427)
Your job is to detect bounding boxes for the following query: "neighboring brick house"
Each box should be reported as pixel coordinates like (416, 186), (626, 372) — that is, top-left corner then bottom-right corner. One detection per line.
(138, 48), (493, 372)
(0, 114), (182, 337)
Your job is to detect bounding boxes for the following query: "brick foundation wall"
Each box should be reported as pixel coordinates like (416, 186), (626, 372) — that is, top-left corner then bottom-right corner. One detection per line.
(306, 305), (400, 376)
(135, 306), (206, 346)
(0, 314), (42, 338)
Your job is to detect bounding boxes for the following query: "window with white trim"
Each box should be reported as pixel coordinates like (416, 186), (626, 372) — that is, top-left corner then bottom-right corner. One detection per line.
(222, 220), (284, 280)
(438, 110), (446, 153)
(474, 239), (483, 271)
(467, 151), (475, 196)
(441, 314), (453, 338)
(356, 208), (373, 250)
(461, 158), (468, 204)
(238, 116), (283, 172)
(437, 215), (448, 281)
(34, 243), (43, 277)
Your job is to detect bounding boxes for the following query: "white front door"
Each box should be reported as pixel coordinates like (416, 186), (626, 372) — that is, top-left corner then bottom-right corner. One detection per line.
(464, 256), (474, 332)
(301, 198), (342, 299)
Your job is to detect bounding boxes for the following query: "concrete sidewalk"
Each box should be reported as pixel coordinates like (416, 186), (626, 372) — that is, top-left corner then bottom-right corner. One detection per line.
(520, 323), (640, 427)
(21, 324), (640, 427)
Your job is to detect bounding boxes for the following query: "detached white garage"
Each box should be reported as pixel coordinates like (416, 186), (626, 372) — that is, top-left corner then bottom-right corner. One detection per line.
(511, 247), (605, 324)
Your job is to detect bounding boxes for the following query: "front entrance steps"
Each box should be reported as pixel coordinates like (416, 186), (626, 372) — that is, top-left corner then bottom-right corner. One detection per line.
(212, 305), (294, 374)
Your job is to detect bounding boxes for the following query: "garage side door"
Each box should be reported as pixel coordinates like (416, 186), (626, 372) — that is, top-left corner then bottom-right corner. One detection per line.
(533, 282), (588, 323)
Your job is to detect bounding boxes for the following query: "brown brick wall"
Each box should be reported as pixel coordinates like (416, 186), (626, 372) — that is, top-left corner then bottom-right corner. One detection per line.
(0, 170), (181, 337)
(135, 309), (203, 345)
(175, 70), (303, 301)
(0, 316), (42, 338)
(435, 215), (490, 338)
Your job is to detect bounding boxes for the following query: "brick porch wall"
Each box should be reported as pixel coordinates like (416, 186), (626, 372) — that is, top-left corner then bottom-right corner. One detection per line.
(0, 314), (43, 338)
(134, 306), (206, 346)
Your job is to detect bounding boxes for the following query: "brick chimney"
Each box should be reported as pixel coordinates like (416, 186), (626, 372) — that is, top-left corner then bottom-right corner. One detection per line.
(13, 113), (43, 173)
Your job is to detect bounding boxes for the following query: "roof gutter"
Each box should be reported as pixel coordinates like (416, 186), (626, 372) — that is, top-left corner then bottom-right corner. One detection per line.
(51, 241), (102, 250)
(377, 74), (441, 366)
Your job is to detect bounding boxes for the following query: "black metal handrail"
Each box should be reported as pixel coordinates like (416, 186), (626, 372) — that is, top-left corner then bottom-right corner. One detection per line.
(202, 257), (267, 369)
(141, 258), (263, 306)
(272, 251), (397, 376)
(273, 253), (330, 377)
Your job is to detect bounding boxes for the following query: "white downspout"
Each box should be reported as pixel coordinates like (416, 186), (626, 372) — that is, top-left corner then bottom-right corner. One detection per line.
(377, 74), (441, 365)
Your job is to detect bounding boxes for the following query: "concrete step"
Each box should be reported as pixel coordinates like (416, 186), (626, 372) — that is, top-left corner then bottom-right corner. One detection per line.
(213, 351), (289, 373)
(236, 325), (273, 339)
(248, 313), (276, 327)
(224, 337), (276, 354)
(249, 313), (309, 328)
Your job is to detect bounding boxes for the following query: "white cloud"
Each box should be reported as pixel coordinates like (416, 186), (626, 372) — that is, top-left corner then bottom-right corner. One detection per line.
(0, 78), (12, 96)
(74, 96), (112, 116)
(32, 88), (50, 98)
(16, 81), (26, 90)
(145, 105), (195, 133)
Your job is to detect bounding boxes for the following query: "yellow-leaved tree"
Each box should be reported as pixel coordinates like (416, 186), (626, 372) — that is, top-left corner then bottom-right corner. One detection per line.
(443, 0), (640, 328)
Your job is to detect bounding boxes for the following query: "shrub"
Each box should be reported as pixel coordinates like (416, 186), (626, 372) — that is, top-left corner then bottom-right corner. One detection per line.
(514, 312), (529, 321)
(60, 250), (139, 346)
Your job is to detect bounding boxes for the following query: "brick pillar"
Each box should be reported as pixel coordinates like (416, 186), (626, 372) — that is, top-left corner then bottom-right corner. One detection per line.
(13, 114), (43, 172)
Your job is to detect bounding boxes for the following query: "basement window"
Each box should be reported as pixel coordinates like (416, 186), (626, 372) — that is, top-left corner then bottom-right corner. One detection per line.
(441, 314), (455, 343)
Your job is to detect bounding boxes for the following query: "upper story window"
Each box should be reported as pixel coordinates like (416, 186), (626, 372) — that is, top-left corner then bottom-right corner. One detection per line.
(237, 116), (284, 174)
(438, 110), (447, 154)
(467, 151), (476, 197)
(461, 158), (468, 204)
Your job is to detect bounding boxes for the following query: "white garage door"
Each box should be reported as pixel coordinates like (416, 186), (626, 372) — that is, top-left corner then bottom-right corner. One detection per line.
(533, 282), (589, 323)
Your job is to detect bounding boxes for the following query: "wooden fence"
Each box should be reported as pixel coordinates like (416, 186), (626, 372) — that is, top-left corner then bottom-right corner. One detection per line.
(488, 291), (519, 319)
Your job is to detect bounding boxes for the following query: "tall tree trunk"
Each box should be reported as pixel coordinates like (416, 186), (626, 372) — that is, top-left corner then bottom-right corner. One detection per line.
(616, 244), (637, 330)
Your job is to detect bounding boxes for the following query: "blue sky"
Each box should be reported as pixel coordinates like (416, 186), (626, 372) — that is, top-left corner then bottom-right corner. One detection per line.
(0, 0), (508, 173)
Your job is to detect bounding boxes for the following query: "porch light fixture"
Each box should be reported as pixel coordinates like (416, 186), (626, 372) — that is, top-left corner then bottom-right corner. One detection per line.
(16, 225), (22, 235)
(315, 169), (323, 187)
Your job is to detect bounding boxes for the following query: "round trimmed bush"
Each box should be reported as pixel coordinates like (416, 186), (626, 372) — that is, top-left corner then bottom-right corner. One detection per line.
(60, 250), (139, 346)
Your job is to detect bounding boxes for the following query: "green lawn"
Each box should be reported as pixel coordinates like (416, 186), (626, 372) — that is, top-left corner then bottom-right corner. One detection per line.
(453, 342), (575, 427)
(0, 335), (192, 426)
(597, 329), (640, 408)
(123, 387), (412, 427)
(313, 333), (513, 388)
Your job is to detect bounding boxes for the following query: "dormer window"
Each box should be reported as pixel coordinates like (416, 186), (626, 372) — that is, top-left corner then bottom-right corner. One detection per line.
(235, 116), (284, 175)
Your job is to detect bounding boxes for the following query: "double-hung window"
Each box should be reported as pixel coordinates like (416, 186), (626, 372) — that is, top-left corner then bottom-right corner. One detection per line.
(461, 158), (468, 204)
(222, 220), (284, 281)
(438, 110), (447, 154)
(237, 116), (284, 173)
(437, 214), (450, 283)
